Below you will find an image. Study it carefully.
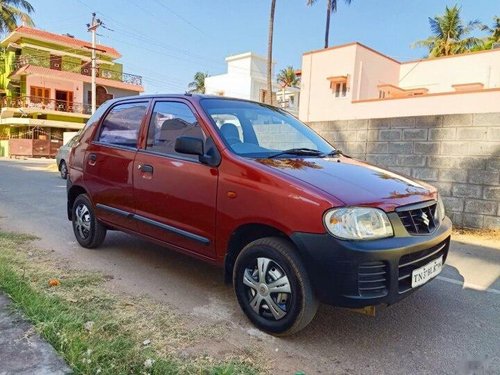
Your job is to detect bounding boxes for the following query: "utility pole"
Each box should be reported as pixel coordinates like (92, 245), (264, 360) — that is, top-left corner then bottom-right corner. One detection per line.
(87, 13), (102, 114)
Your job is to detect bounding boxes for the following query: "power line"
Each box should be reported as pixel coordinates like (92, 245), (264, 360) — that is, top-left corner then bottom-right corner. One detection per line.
(151, 0), (208, 37)
(93, 10), (274, 78)
(70, 0), (277, 92)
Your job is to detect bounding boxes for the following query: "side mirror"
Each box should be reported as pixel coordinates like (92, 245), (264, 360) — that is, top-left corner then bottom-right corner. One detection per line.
(175, 136), (204, 156)
(174, 136), (221, 167)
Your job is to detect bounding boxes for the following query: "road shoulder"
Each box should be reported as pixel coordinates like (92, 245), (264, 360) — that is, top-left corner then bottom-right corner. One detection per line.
(0, 292), (71, 375)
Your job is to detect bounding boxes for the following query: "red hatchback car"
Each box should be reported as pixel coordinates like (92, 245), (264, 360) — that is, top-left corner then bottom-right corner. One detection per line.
(67, 95), (452, 335)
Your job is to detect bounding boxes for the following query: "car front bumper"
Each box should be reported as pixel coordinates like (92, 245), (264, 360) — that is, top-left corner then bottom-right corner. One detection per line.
(290, 215), (452, 308)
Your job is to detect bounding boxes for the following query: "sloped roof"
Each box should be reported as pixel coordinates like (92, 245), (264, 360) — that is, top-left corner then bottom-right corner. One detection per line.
(10, 64), (143, 92)
(1, 26), (121, 59)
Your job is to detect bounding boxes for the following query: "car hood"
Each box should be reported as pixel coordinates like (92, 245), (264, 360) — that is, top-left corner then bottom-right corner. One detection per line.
(255, 156), (436, 211)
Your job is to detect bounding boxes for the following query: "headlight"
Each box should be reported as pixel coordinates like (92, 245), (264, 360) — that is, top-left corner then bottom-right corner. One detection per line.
(323, 207), (394, 240)
(435, 195), (445, 222)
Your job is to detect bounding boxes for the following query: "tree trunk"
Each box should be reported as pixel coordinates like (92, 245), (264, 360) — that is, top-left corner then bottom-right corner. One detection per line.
(267, 0), (276, 105)
(324, 0), (332, 48)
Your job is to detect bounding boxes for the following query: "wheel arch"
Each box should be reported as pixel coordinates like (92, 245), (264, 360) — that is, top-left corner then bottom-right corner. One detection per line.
(224, 223), (299, 284)
(67, 185), (88, 221)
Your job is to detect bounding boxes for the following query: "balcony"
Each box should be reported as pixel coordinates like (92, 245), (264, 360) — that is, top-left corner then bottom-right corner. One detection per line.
(10, 55), (143, 87)
(1, 95), (92, 115)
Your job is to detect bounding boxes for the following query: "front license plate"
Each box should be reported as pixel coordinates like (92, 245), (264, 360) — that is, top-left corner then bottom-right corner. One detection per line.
(411, 256), (443, 288)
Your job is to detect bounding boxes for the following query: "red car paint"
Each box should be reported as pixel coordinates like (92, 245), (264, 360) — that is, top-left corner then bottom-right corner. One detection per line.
(68, 95), (439, 264)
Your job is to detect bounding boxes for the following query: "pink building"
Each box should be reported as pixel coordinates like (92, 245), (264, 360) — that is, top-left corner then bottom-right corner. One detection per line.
(0, 26), (143, 157)
(299, 43), (500, 122)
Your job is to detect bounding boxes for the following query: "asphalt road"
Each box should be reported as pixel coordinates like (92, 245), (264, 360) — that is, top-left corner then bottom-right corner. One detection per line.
(0, 159), (499, 374)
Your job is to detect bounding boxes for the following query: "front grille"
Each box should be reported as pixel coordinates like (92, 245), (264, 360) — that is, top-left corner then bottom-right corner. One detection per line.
(358, 261), (389, 298)
(397, 202), (438, 235)
(398, 240), (449, 293)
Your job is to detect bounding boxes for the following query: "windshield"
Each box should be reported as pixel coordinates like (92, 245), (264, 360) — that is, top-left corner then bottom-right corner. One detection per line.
(200, 98), (335, 158)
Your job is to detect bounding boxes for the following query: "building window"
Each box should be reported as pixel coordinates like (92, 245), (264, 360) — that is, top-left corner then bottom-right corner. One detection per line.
(81, 61), (91, 76)
(335, 82), (347, 98)
(50, 55), (62, 70)
(30, 86), (50, 104)
(327, 75), (349, 98)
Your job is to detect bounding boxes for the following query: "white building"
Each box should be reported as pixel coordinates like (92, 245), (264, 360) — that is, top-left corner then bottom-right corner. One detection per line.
(299, 42), (500, 122)
(205, 52), (300, 115)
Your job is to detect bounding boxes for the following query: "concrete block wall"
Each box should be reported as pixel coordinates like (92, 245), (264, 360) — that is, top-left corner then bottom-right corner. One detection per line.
(308, 113), (500, 229)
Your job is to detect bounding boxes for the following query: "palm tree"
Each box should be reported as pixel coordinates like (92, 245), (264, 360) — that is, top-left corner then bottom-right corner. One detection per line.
(266, 0), (277, 105)
(276, 66), (299, 109)
(413, 5), (483, 57)
(277, 66), (300, 89)
(307, 0), (352, 49)
(187, 72), (208, 94)
(0, 0), (35, 34)
(478, 16), (500, 50)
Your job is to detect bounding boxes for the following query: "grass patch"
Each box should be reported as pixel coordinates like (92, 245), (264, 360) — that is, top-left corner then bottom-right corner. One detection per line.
(0, 230), (262, 374)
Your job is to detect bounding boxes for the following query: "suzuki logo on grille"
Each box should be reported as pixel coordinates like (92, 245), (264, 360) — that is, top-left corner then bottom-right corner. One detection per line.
(420, 212), (430, 227)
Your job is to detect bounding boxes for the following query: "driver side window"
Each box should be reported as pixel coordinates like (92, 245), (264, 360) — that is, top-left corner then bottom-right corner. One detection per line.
(146, 101), (205, 160)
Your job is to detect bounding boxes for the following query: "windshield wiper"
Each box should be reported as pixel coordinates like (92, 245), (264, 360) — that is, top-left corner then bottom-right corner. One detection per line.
(325, 149), (348, 157)
(267, 148), (324, 159)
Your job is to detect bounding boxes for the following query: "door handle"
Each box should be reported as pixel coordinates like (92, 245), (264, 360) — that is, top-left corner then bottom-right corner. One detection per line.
(139, 164), (153, 174)
(88, 153), (97, 166)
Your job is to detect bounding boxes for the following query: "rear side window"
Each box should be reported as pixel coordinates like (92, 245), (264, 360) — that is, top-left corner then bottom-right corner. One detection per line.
(146, 101), (205, 160)
(98, 102), (148, 148)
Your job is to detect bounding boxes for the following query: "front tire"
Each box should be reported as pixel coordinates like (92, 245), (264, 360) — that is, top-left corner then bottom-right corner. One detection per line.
(72, 194), (106, 248)
(59, 160), (68, 179)
(233, 237), (318, 336)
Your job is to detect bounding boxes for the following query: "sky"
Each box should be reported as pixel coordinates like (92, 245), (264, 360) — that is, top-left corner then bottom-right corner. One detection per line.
(26, 0), (499, 94)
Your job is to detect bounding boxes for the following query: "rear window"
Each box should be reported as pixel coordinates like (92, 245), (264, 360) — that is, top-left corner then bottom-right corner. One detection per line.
(83, 102), (110, 130)
(97, 102), (148, 148)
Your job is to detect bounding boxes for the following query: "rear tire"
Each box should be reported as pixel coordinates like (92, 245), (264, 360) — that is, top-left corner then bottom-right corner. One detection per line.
(59, 160), (68, 179)
(233, 237), (318, 336)
(72, 194), (106, 248)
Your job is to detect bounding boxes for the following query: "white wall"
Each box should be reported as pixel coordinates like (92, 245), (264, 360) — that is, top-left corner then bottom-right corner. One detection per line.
(299, 44), (500, 122)
(399, 50), (500, 92)
(299, 44), (357, 122)
(353, 46), (400, 100)
(204, 52), (277, 102)
(205, 74), (253, 100)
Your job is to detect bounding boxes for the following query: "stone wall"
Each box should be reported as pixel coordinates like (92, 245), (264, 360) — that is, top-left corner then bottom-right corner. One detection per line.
(308, 113), (500, 229)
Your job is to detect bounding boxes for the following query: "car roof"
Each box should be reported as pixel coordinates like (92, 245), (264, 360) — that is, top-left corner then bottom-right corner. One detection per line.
(108, 94), (267, 106)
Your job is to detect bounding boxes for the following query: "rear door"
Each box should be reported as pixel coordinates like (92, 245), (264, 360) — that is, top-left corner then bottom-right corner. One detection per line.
(133, 99), (218, 258)
(84, 100), (150, 230)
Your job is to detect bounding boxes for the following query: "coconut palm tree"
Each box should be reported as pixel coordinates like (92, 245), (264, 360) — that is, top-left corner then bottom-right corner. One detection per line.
(413, 5), (483, 57)
(479, 16), (500, 50)
(0, 0), (35, 34)
(276, 66), (299, 109)
(277, 66), (300, 88)
(187, 72), (208, 94)
(307, 0), (352, 49)
(266, 0), (277, 105)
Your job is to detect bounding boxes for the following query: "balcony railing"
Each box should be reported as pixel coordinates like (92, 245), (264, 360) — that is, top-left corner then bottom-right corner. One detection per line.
(11, 55), (143, 87)
(2, 96), (92, 115)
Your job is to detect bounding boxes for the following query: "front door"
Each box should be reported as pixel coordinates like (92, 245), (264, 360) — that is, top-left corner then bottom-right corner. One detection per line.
(84, 100), (150, 230)
(133, 100), (218, 259)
